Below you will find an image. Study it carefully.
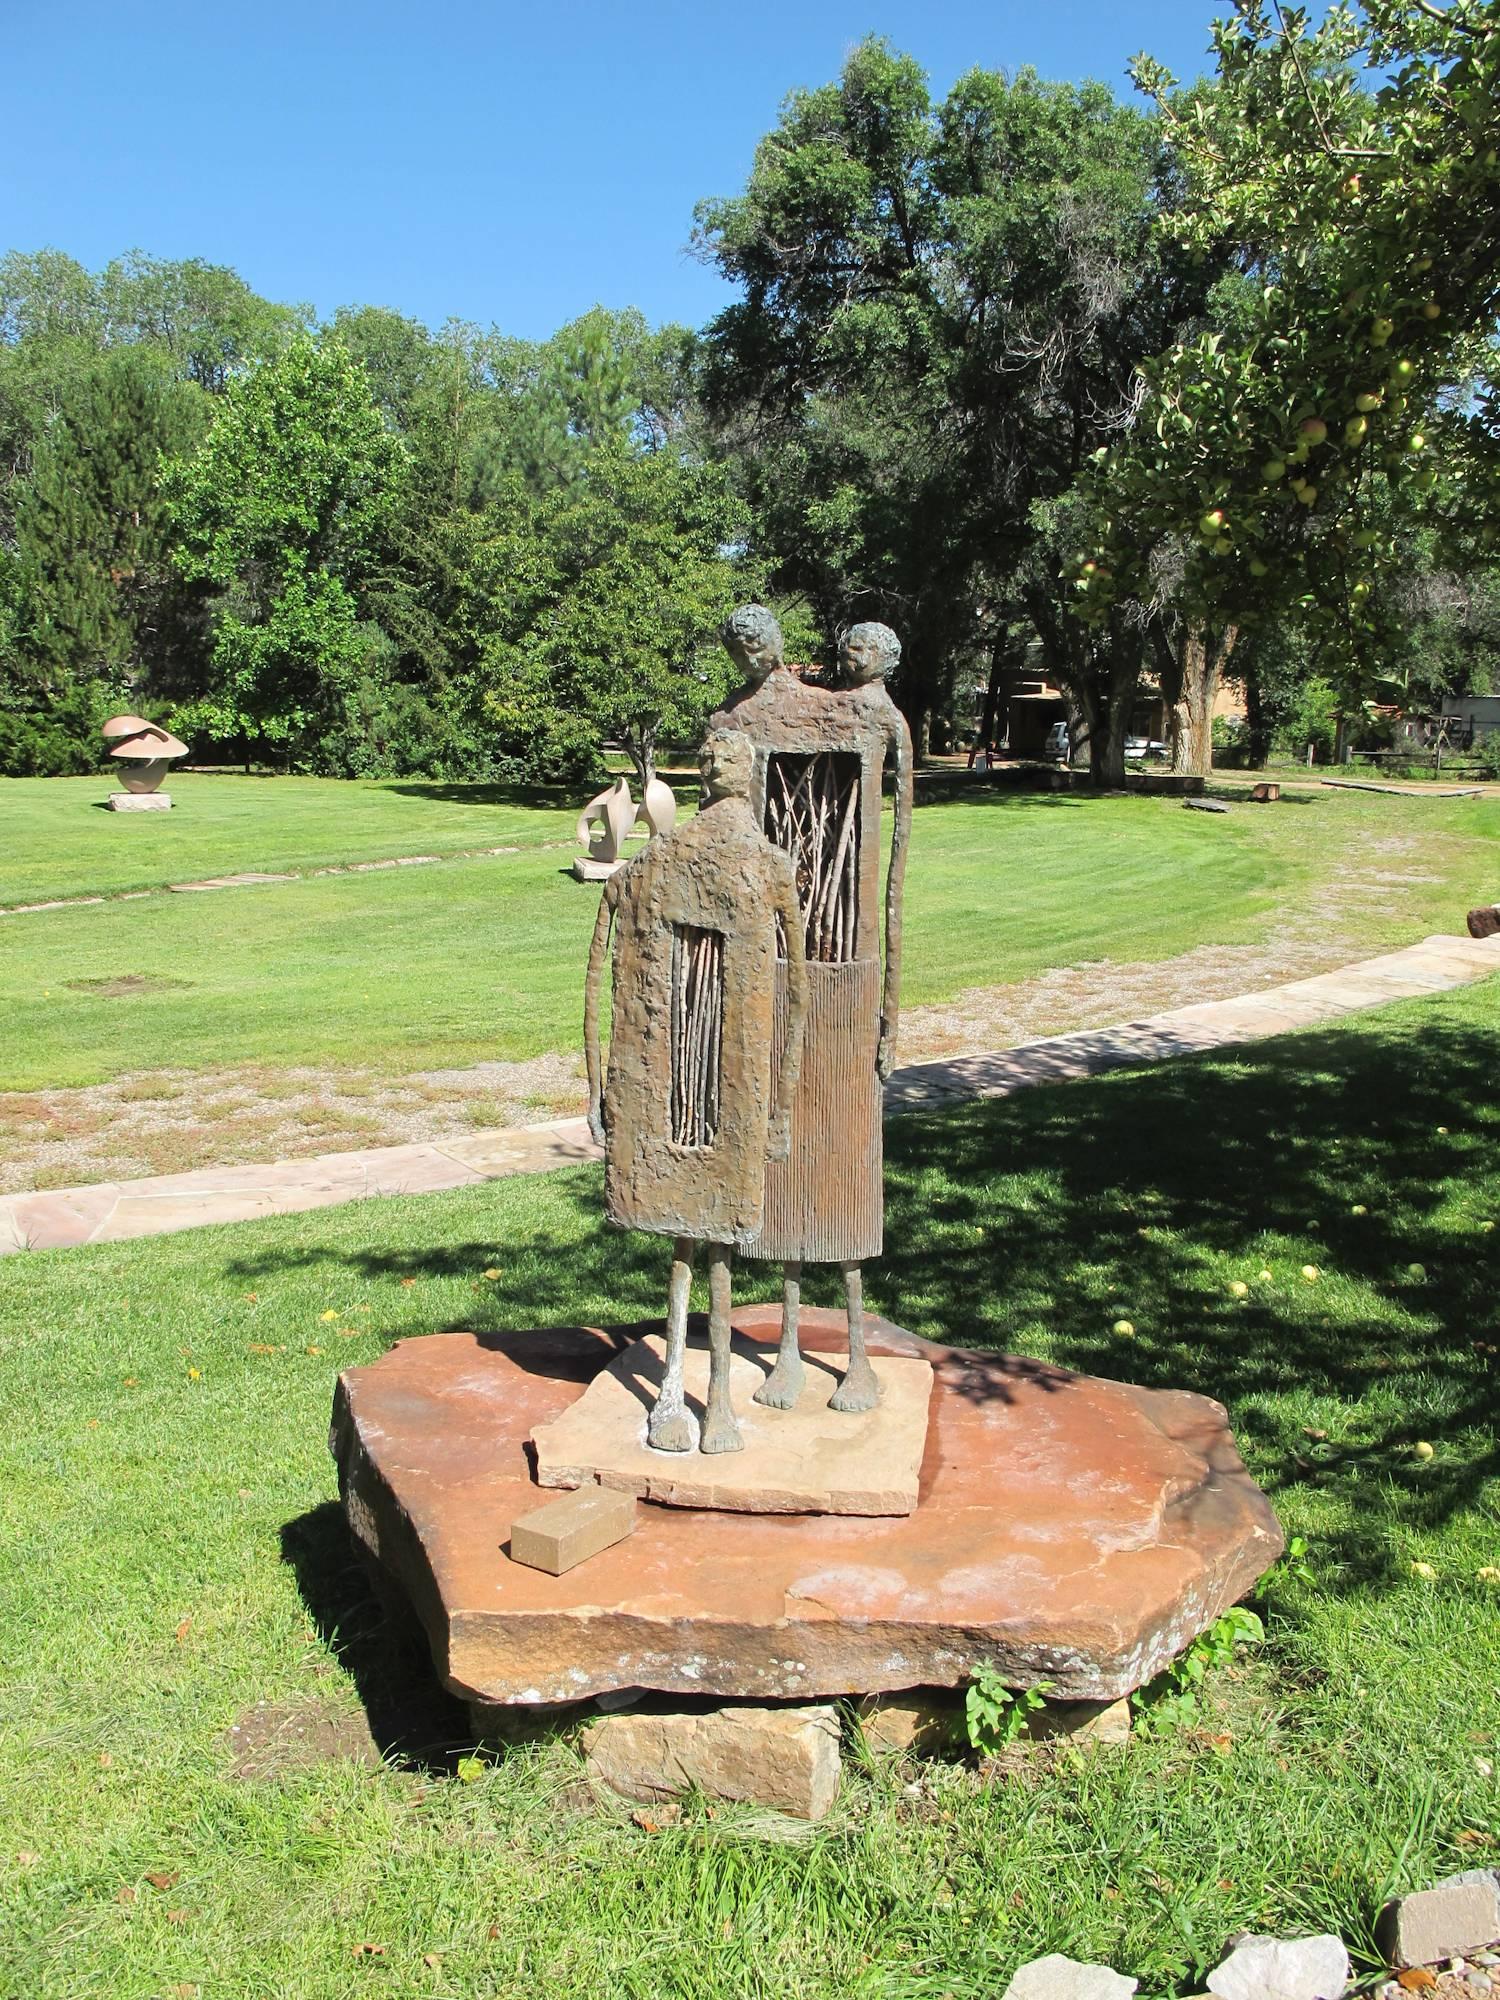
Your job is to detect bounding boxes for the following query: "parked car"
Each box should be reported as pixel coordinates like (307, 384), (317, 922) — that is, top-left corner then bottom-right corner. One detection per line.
(1124, 736), (1168, 761)
(1044, 720), (1071, 762)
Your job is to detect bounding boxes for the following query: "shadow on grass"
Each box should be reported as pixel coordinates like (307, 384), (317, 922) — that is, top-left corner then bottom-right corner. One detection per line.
(279, 1500), (474, 1773)
(246, 1009), (1498, 1617)
(386, 779), (578, 812)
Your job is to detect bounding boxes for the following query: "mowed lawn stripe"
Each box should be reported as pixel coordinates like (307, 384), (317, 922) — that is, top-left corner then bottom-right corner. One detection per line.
(8, 792), (1297, 1092)
(0, 772), (574, 905)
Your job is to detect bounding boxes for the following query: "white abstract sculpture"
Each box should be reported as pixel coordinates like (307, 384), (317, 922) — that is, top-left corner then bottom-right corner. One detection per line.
(571, 772), (677, 881)
(102, 715), (188, 812)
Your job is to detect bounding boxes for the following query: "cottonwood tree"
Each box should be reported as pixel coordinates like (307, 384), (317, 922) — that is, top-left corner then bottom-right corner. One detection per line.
(479, 443), (748, 784)
(1077, 0), (1500, 768)
(695, 38), (1224, 781)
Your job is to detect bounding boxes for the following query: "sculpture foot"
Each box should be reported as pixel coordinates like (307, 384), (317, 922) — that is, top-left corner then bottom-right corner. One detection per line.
(829, 1360), (880, 1414)
(753, 1358), (804, 1410)
(648, 1406), (697, 1453)
(699, 1412), (744, 1455)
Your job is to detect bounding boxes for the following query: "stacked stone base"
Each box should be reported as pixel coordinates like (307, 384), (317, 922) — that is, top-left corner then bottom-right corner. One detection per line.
(333, 1305), (1282, 1817)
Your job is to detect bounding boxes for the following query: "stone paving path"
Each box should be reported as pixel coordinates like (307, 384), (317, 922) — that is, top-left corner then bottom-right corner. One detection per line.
(4, 930), (1498, 1256)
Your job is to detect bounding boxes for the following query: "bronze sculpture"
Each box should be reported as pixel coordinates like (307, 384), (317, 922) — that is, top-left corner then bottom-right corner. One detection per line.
(712, 607), (912, 1415)
(584, 729), (808, 1454)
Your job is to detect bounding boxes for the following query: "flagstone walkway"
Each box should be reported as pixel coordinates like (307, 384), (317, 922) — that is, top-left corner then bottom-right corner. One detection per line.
(4, 930), (1498, 1256)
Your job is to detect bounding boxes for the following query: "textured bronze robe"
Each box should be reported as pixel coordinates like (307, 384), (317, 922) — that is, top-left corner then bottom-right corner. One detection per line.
(712, 671), (908, 1264)
(600, 795), (802, 1249)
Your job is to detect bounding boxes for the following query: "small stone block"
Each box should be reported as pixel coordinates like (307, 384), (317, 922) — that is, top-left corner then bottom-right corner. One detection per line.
(1378, 1873), (1500, 1970)
(1207, 1933), (1350, 1999)
(106, 791), (172, 811)
(582, 1703), (841, 1820)
(1466, 905), (1500, 940)
(570, 856), (624, 881)
(509, 1486), (637, 1575)
(1025, 1696), (1132, 1747)
(857, 1689), (963, 1755)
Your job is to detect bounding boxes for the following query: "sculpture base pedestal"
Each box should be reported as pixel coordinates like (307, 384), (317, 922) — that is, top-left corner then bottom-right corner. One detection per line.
(570, 856), (623, 881)
(331, 1306), (1283, 1709)
(531, 1330), (932, 1515)
(107, 791), (172, 811)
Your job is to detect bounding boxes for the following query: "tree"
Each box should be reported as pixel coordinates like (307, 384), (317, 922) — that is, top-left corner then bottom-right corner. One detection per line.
(14, 346), (209, 697)
(479, 443), (749, 783)
(162, 336), (404, 763)
(695, 40), (1223, 781)
(1077, 0), (1500, 766)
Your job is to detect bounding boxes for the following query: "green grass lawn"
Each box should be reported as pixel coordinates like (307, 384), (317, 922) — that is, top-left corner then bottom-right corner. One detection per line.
(0, 773), (572, 906)
(4, 778), (1498, 1091)
(2, 977), (1496, 1998)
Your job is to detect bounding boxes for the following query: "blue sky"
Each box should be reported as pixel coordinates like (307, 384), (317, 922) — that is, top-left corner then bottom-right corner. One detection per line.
(5, 0), (1226, 342)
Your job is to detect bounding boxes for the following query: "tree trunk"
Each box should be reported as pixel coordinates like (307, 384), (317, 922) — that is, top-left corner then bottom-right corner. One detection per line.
(625, 729), (656, 788)
(978, 634), (1006, 754)
(1094, 689), (1130, 789)
(1168, 625), (1238, 777)
(1243, 663), (1270, 769)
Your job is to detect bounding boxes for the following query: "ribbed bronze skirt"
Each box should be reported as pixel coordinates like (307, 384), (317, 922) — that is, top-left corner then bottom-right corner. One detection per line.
(747, 958), (883, 1264)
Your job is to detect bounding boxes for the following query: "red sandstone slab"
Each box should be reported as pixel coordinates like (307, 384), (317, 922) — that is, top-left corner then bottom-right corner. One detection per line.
(330, 1305), (1283, 1707)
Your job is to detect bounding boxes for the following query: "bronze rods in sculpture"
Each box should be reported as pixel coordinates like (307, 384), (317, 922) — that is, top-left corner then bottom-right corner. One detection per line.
(711, 606), (912, 1416)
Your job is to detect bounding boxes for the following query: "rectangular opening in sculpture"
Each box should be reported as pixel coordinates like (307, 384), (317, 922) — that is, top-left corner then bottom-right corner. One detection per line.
(669, 924), (725, 1149)
(764, 751), (861, 963)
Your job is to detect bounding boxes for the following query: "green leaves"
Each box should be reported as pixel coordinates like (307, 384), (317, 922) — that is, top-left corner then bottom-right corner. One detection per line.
(161, 335), (404, 758)
(964, 1665), (1050, 1755)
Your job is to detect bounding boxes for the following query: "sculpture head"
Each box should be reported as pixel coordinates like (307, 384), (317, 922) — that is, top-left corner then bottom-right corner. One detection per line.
(720, 604), (784, 685)
(699, 728), (755, 803)
(840, 621), (901, 687)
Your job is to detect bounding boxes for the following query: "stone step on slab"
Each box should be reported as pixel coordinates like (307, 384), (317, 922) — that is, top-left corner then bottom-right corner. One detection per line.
(580, 1702), (841, 1820)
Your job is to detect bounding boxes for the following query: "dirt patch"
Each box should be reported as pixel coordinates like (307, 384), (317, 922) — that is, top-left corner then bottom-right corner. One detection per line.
(0, 1049), (587, 1193)
(63, 973), (194, 998)
(225, 1697), (381, 1780)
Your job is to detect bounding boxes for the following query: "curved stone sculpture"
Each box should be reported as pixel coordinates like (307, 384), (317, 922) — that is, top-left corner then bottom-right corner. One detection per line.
(102, 715), (188, 812)
(573, 773), (676, 881)
(636, 775), (677, 840)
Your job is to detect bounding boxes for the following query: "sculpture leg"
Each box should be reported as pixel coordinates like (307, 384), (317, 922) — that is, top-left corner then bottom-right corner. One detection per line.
(648, 1236), (697, 1453)
(830, 1261), (880, 1413)
(699, 1243), (743, 1455)
(754, 1258), (805, 1410)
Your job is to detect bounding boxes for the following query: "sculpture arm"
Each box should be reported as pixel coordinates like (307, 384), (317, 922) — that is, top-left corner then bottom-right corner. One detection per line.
(878, 709), (914, 1080)
(583, 877), (620, 1147)
(768, 862), (808, 1162)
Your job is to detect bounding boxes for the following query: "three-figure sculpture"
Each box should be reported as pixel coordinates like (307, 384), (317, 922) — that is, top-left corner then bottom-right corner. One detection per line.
(584, 729), (808, 1453)
(583, 607), (911, 1451)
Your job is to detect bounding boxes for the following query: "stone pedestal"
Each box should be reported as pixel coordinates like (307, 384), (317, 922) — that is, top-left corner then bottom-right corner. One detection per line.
(570, 855), (623, 881)
(330, 1306), (1283, 1709)
(106, 791), (172, 811)
(531, 1330), (932, 1514)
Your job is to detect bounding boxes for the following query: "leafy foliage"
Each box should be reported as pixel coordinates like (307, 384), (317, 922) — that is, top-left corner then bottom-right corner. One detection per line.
(162, 335), (403, 761)
(964, 1667), (1050, 1755)
(1131, 1605), (1266, 1734)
